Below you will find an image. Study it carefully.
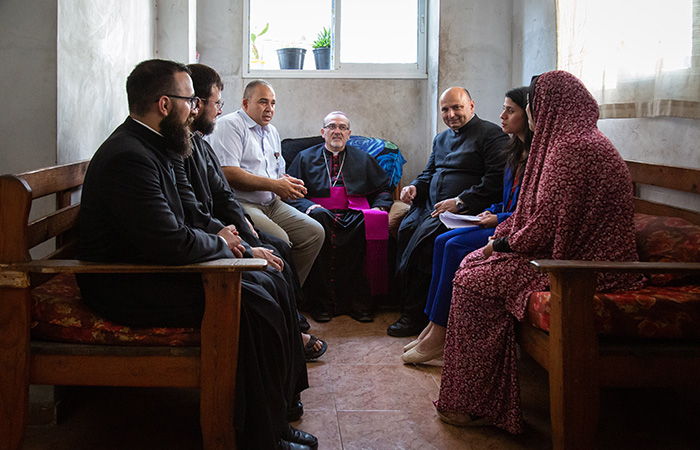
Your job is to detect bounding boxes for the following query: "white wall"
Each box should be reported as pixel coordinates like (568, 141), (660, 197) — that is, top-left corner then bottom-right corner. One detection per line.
(57, 0), (156, 164)
(157, 0), (198, 64)
(436, 0), (513, 129)
(0, 0), (58, 174)
(513, 0), (556, 87)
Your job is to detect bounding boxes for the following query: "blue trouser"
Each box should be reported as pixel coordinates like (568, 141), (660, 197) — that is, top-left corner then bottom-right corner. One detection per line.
(424, 227), (495, 326)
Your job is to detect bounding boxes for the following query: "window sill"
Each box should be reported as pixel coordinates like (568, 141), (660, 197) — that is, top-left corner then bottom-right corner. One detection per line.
(243, 69), (428, 80)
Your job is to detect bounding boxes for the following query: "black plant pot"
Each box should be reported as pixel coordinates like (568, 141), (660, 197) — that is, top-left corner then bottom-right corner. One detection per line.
(277, 48), (306, 70)
(313, 47), (331, 70)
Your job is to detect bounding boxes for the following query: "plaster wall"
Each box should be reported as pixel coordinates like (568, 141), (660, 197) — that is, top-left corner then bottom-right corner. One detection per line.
(437, 0), (513, 132)
(157, 0), (198, 63)
(513, 0), (556, 86)
(57, 0), (156, 164)
(0, 0), (58, 174)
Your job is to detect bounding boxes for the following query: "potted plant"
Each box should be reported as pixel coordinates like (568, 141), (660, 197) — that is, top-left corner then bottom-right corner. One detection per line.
(312, 27), (331, 70)
(276, 40), (306, 70)
(250, 23), (269, 68)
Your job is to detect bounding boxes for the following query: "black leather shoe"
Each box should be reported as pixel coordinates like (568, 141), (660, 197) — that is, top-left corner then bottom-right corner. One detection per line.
(298, 312), (311, 332)
(350, 310), (374, 323)
(287, 394), (303, 422)
(282, 425), (318, 450)
(278, 439), (312, 450)
(311, 311), (332, 323)
(387, 314), (428, 337)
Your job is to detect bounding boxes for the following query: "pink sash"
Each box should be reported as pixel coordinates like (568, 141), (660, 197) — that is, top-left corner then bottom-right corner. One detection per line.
(310, 187), (389, 295)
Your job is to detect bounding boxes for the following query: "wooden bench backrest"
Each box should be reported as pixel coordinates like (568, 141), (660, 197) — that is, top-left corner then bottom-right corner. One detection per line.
(0, 160), (89, 264)
(626, 159), (700, 224)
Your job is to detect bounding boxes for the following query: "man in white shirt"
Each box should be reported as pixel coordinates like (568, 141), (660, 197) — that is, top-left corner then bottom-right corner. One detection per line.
(206, 80), (324, 285)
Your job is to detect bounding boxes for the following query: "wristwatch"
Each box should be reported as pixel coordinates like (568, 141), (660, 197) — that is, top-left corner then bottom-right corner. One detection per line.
(454, 196), (464, 211)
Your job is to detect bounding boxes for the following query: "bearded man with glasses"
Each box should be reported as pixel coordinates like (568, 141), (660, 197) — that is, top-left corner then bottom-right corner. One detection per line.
(76, 59), (314, 450)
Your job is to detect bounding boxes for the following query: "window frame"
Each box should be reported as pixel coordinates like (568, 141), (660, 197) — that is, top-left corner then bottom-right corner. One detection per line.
(243, 0), (428, 79)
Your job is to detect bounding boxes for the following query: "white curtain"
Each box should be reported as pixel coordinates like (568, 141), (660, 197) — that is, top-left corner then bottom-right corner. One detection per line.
(556, 0), (700, 119)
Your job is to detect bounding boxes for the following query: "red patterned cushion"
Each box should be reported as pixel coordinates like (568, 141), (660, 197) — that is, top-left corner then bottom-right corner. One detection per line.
(526, 284), (700, 339)
(634, 213), (700, 286)
(31, 273), (200, 346)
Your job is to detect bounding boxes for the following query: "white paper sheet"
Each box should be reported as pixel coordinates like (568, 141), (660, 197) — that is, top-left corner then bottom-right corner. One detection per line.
(439, 211), (480, 229)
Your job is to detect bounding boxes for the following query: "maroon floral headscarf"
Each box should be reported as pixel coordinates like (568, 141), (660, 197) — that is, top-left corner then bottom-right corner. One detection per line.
(495, 70), (639, 290)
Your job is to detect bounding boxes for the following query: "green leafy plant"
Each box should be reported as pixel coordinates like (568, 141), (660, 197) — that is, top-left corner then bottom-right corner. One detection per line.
(250, 23), (269, 60)
(312, 27), (331, 49)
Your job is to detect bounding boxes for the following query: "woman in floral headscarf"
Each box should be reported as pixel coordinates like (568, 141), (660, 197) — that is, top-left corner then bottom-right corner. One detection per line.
(435, 71), (642, 433)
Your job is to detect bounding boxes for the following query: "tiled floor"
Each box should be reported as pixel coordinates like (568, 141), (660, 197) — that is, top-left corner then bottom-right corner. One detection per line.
(23, 312), (700, 450)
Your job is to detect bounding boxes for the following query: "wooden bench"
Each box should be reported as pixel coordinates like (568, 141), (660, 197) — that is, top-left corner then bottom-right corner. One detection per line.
(518, 160), (700, 450)
(0, 160), (267, 450)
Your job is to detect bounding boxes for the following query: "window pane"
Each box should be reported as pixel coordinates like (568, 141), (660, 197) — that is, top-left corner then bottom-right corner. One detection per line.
(249, 0), (332, 70)
(340, 0), (418, 64)
(558, 0), (692, 86)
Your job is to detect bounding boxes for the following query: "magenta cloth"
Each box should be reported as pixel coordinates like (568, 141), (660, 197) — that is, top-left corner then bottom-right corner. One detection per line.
(310, 187), (389, 295)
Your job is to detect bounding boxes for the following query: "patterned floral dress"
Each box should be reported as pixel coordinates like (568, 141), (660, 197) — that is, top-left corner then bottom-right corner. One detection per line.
(436, 71), (642, 433)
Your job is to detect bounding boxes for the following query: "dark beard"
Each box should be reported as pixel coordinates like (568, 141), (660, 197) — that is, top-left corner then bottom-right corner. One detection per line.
(192, 114), (215, 136)
(160, 111), (193, 157)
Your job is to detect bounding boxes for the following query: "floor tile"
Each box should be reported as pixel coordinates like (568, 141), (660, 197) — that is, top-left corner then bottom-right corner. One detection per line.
(21, 311), (700, 450)
(337, 410), (474, 450)
(327, 363), (439, 412)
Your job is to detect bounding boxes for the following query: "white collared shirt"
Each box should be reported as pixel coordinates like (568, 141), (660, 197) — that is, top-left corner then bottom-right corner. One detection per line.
(206, 109), (284, 205)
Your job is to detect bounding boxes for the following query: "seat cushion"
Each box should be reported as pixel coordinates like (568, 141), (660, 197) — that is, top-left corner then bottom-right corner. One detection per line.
(635, 213), (700, 286)
(526, 284), (700, 339)
(31, 273), (200, 346)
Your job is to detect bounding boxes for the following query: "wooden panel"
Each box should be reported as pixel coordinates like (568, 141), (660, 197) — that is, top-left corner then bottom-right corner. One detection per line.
(0, 175), (32, 263)
(599, 355), (700, 387)
(42, 238), (79, 260)
(200, 272), (242, 450)
(516, 323), (550, 371)
(531, 260), (700, 274)
(627, 160), (700, 194)
(633, 198), (700, 225)
(16, 160), (89, 200)
(29, 354), (200, 387)
(547, 270), (599, 450)
(26, 204), (80, 250)
(30, 341), (200, 357)
(16, 258), (267, 274)
(0, 288), (31, 450)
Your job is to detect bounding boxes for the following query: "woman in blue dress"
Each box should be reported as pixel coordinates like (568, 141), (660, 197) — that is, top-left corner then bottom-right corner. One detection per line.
(402, 86), (533, 364)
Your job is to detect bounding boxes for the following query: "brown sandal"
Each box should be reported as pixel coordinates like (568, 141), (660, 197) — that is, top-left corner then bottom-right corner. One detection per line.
(436, 409), (490, 427)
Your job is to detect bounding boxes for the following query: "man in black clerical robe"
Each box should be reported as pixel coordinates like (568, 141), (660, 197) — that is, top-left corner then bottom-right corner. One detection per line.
(388, 87), (509, 337)
(76, 60), (315, 450)
(286, 111), (393, 323)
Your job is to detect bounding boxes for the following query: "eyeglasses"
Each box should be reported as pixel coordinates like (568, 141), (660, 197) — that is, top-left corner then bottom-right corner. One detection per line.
(164, 94), (200, 109)
(324, 123), (349, 131)
(203, 98), (225, 111)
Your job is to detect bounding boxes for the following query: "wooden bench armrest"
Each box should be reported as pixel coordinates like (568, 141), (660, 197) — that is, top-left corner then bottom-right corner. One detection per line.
(530, 259), (700, 275)
(0, 258), (267, 288)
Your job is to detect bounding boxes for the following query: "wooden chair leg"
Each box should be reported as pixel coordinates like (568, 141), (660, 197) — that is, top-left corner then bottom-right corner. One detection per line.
(0, 287), (31, 450)
(547, 271), (600, 450)
(199, 272), (241, 450)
